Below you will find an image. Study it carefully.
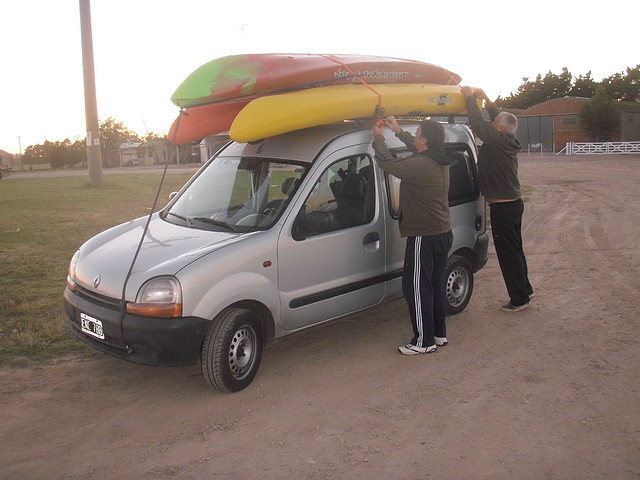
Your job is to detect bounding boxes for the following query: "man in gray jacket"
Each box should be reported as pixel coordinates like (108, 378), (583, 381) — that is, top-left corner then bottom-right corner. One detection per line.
(372, 117), (453, 355)
(461, 86), (533, 312)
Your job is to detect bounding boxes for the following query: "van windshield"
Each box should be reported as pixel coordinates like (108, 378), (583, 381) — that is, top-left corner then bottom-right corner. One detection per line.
(163, 157), (305, 232)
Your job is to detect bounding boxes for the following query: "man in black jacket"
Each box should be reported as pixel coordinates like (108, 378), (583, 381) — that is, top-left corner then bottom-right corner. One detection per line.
(461, 86), (533, 312)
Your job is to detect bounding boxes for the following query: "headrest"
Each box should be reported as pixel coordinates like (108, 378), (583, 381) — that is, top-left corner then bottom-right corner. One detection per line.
(447, 151), (467, 166)
(281, 177), (298, 195)
(342, 174), (366, 199)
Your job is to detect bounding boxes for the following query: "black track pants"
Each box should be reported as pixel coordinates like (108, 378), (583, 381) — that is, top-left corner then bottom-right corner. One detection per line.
(402, 231), (453, 348)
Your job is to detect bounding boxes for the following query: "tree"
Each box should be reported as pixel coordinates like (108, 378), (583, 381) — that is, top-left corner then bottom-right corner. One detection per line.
(625, 64), (640, 101)
(99, 117), (141, 155)
(602, 72), (629, 102)
(496, 65), (640, 108)
(144, 132), (167, 142)
(22, 144), (48, 167)
(98, 117), (142, 167)
(538, 68), (572, 102)
(601, 65), (640, 102)
(67, 139), (86, 167)
(497, 68), (572, 109)
(580, 87), (620, 141)
(20, 117), (143, 169)
(569, 71), (598, 98)
(45, 140), (70, 169)
(28, 139), (85, 169)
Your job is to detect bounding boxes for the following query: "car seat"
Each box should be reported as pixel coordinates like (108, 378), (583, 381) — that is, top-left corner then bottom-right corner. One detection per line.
(336, 173), (367, 227)
(264, 176), (299, 213)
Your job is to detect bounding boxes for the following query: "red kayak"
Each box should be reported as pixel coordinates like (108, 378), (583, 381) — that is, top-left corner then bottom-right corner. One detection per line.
(170, 53), (461, 108)
(168, 100), (248, 145)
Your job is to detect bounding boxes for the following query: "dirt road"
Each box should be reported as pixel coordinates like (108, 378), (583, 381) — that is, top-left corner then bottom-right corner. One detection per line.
(2, 154), (639, 480)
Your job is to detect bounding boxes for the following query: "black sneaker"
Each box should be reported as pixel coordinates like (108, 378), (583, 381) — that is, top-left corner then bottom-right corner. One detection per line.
(500, 302), (530, 312)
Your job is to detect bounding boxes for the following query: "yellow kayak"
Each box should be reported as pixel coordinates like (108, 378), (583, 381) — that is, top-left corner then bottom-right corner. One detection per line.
(229, 83), (477, 142)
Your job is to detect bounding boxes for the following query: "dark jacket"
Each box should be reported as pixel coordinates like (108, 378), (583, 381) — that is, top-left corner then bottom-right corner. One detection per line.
(372, 130), (451, 237)
(465, 96), (522, 200)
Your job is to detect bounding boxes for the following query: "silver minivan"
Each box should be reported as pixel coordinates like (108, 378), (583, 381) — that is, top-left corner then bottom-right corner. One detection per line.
(64, 121), (488, 392)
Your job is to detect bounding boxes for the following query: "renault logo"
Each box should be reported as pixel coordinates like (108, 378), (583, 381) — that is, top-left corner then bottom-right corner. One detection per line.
(93, 275), (101, 288)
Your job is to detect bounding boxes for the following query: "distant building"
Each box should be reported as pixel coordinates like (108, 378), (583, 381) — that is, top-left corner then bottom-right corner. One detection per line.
(0, 149), (15, 177)
(200, 134), (230, 162)
(106, 139), (171, 167)
(517, 97), (640, 153)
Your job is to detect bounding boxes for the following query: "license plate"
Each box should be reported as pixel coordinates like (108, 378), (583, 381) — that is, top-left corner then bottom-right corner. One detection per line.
(80, 313), (105, 340)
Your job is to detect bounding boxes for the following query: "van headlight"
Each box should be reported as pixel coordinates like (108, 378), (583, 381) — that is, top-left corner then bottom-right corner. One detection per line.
(66, 251), (80, 291)
(126, 276), (183, 318)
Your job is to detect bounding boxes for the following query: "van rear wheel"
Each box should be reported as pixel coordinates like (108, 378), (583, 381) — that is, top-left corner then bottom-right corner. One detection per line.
(445, 255), (474, 315)
(201, 308), (263, 392)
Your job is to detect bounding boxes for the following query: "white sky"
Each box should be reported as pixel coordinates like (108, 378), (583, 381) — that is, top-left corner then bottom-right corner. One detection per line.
(1, 0), (638, 154)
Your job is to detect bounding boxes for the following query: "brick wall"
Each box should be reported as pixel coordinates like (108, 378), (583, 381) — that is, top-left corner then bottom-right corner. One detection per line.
(517, 97), (640, 146)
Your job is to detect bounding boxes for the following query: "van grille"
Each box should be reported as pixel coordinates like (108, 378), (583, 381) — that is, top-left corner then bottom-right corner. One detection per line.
(75, 285), (122, 311)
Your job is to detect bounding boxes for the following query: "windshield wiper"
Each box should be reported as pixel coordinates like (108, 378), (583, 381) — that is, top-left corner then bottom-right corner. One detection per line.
(190, 216), (239, 232)
(165, 212), (193, 227)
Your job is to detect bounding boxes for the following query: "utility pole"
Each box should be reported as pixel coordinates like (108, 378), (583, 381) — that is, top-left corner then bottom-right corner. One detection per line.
(79, 0), (103, 186)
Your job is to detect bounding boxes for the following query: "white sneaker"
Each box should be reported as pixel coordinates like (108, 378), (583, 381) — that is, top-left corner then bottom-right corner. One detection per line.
(398, 344), (437, 355)
(435, 337), (448, 346)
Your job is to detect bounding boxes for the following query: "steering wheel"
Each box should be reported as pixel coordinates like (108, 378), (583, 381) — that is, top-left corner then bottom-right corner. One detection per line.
(263, 207), (279, 216)
(236, 214), (267, 226)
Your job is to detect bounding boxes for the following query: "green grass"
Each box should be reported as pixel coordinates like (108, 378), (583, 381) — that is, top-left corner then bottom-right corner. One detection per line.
(0, 172), (193, 366)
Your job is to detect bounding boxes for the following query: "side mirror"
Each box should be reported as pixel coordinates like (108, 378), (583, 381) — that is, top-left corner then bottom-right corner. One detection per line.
(292, 208), (337, 240)
(291, 207), (307, 241)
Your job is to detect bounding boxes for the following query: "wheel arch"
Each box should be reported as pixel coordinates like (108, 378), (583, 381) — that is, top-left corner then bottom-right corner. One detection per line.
(200, 300), (276, 352)
(449, 246), (474, 265)
(226, 300), (276, 345)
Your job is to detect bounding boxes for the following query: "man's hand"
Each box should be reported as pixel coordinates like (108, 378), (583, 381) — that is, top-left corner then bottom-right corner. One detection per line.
(473, 88), (491, 102)
(460, 86), (474, 97)
(372, 124), (384, 136)
(384, 116), (402, 133)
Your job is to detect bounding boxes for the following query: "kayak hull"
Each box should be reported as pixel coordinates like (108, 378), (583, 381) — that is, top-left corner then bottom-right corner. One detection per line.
(168, 101), (249, 144)
(229, 83), (477, 143)
(171, 53), (461, 108)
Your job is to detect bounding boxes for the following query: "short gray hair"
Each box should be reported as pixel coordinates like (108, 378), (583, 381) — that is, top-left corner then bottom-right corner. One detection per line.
(496, 112), (518, 135)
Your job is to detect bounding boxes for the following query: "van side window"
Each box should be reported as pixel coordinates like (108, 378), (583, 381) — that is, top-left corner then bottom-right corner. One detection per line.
(294, 155), (374, 239)
(385, 145), (478, 217)
(446, 148), (479, 206)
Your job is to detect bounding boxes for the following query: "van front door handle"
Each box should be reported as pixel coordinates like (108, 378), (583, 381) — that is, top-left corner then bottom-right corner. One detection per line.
(363, 232), (380, 245)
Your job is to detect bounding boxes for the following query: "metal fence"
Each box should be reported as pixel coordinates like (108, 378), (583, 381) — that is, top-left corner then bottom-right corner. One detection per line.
(565, 142), (640, 155)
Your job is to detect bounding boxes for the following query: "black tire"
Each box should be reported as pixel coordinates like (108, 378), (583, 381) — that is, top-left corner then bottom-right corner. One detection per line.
(201, 308), (263, 392)
(445, 255), (474, 315)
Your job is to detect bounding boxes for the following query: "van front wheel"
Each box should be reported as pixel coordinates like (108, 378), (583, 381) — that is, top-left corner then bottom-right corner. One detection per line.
(445, 255), (474, 315)
(201, 308), (263, 392)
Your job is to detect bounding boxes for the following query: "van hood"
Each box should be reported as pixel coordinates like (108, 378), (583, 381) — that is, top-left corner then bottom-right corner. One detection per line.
(74, 214), (255, 299)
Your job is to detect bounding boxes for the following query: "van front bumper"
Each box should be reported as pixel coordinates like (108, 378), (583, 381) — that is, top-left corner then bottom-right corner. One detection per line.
(64, 287), (210, 367)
